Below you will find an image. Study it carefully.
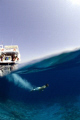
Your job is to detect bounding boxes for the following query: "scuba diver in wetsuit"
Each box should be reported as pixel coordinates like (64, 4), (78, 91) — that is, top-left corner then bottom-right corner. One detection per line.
(31, 84), (49, 91)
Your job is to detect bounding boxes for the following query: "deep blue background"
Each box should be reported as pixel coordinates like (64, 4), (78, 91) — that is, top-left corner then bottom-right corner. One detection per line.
(0, 65), (80, 105)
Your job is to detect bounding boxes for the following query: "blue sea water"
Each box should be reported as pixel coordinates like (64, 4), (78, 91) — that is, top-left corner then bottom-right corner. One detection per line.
(1, 49), (80, 119)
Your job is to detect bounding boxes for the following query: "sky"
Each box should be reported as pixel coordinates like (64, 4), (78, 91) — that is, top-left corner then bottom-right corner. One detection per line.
(0, 0), (80, 62)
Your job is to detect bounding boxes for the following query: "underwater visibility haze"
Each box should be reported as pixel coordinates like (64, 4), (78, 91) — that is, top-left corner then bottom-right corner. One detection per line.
(1, 48), (80, 119)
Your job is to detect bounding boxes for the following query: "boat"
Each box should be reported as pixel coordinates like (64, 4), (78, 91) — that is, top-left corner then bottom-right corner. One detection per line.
(0, 45), (21, 65)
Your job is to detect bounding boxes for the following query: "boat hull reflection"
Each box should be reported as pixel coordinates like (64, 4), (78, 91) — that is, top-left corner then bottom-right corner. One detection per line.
(0, 65), (18, 77)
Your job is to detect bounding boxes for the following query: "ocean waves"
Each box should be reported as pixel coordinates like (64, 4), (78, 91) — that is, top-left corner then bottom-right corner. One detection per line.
(15, 48), (80, 74)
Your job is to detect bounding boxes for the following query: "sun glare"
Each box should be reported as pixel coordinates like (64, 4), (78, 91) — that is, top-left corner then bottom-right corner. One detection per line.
(70, 0), (80, 5)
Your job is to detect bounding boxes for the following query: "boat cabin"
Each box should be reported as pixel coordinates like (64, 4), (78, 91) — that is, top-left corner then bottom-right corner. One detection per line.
(0, 45), (20, 65)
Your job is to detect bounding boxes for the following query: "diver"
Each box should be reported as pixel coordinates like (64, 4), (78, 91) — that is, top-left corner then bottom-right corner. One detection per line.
(31, 84), (49, 92)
